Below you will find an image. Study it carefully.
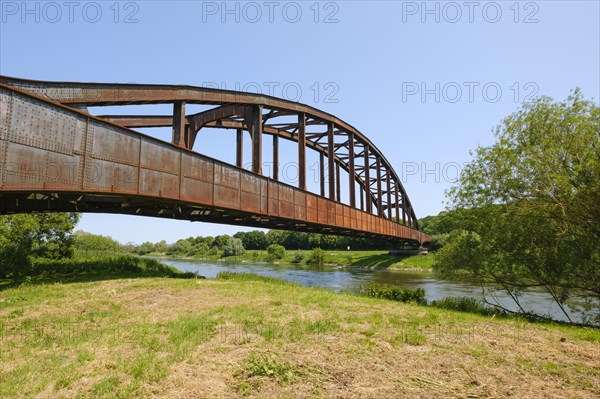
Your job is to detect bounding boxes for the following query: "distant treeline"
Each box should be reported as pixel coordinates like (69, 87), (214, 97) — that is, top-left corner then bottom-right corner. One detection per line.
(132, 230), (404, 257)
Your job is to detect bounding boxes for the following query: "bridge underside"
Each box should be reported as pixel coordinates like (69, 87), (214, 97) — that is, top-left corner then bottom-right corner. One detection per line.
(0, 77), (431, 245)
(0, 192), (419, 244)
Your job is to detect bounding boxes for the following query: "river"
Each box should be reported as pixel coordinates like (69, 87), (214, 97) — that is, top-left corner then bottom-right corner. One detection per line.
(159, 257), (590, 324)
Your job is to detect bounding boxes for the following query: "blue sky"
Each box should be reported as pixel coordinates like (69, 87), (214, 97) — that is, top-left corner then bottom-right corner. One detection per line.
(1, 1), (599, 244)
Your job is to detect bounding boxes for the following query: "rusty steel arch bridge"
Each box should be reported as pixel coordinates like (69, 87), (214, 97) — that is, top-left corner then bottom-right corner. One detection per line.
(0, 76), (430, 245)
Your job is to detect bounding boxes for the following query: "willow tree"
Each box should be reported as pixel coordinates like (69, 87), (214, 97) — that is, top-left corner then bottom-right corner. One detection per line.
(436, 89), (600, 324)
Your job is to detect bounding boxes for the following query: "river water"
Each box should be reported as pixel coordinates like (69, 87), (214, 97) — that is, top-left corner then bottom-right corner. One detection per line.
(160, 257), (589, 324)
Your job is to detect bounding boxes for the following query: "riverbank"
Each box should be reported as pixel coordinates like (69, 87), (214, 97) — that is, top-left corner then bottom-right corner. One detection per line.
(1, 274), (598, 398)
(152, 250), (436, 271)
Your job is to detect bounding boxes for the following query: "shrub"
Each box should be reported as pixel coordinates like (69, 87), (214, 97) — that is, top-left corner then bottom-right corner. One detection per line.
(292, 251), (305, 263)
(360, 283), (427, 305)
(216, 272), (295, 286)
(266, 244), (286, 262)
(431, 296), (506, 317)
(305, 248), (326, 267)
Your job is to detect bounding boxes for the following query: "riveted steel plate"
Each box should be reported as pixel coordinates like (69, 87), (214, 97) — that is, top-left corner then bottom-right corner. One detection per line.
(260, 179), (268, 214)
(318, 197), (328, 224)
(181, 177), (213, 205)
(182, 153), (214, 183)
(306, 194), (318, 223)
(10, 94), (86, 155)
(85, 158), (138, 194)
(0, 88), (12, 141)
(327, 201), (335, 225)
(241, 173), (260, 195)
(89, 122), (140, 166)
(139, 168), (179, 198)
(267, 181), (279, 216)
(214, 185), (240, 209)
(214, 163), (239, 189)
(293, 190), (306, 221)
(140, 138), (180, 175)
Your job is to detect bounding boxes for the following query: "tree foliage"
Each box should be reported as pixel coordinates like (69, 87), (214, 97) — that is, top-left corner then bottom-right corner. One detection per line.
(266, 244), (286, 261)
(437, 90), (600, 324)
(222, 237), (246, 257)
(0, 213), (80, 277)
(73, 231), (121, 252)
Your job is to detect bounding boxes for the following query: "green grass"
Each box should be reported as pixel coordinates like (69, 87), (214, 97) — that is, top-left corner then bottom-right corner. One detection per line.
(1, 272), (598, 398)
(1, 254), (199, 289)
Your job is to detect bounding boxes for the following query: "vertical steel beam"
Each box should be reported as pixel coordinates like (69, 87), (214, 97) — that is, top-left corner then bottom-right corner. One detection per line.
(364, 144), (371, 213)
(236, 128), (243, 168)
(327, 122), (335, 200)
(319, 151), (325, 197)
(402, 193), (407, 225)
(272, 134), (279, 180)
(298, 113), (306, 190)
(394, 182), (400, 223)
(172, 101), (186, 147)
(376, 157), (383, 216)
(348, 133), (355, 207)
(336, 161), (341, 202)
(360, 184), (364, 211)
(184, 124), (190, 149)
(250, 105), (263, 175)
(386, 170), (392, 219)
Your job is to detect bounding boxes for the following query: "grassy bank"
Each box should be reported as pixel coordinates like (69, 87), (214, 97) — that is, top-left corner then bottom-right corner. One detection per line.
(1, 273), (598, 398)
(157, 250), (436, 270)
(0, 254), (198, 288)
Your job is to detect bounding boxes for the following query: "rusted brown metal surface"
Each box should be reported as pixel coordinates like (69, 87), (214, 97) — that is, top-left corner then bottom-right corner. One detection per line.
(0, 76), (431, 245)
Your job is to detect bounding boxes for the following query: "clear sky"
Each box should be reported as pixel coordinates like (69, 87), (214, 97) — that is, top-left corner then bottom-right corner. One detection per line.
(1, 1), (599, 244)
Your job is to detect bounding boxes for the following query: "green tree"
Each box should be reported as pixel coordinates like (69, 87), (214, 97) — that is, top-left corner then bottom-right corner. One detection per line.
(222, 237), (245, 257)
(437, 90), (600, 324)
(136, 241), (156, 255)
(154, 240), (168, 254)
(266, 244), (286, 261)
(234, 230), (267, 250)
(214, 235), (232, 250)
(74, 231), (121, 252)
(0, 213), (79, 277)
(165, 239), (192, 255)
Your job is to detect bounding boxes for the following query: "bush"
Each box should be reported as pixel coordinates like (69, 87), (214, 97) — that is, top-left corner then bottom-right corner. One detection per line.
(292, 251), (305, 263)
(27, 255), (200, 279)
(360, 283), (427, 305)
(222, 237), (246, 257)
(216, 272), (295, 286)
(431, 296), (506, 317)
(305, 248), (326, 267)
(266, 244), (286, 262)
